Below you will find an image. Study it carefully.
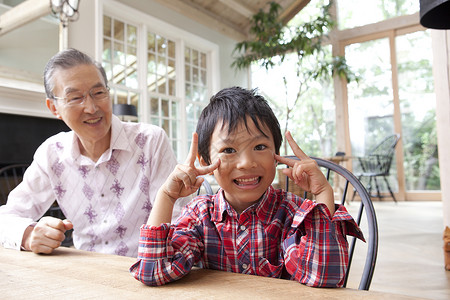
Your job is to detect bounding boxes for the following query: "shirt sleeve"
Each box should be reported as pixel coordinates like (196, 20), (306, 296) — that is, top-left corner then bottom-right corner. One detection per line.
(282, 200), (364, 288)
(129, 209), (204, 286)
(0, 147), (57, 250)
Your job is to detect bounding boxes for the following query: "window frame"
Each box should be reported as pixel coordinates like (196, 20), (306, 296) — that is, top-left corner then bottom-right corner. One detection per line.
(95, 0), (219, 160)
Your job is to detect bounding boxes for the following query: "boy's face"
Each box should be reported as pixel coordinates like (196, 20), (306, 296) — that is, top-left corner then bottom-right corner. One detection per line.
(203, 117), (277, 213)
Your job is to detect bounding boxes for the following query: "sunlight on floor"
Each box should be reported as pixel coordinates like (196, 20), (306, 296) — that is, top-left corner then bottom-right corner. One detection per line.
(345, 201), (450, 300)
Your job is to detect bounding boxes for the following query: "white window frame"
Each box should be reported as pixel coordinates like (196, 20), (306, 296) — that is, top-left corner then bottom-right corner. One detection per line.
(94, 0), (219, 160)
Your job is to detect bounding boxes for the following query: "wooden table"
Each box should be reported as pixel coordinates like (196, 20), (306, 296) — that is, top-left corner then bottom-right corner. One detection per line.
(0, 246), (417, 299)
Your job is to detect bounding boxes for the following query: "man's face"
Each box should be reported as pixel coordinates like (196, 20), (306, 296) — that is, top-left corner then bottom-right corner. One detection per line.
(205, 117), (277, 213)
(47, 64), (112, 149)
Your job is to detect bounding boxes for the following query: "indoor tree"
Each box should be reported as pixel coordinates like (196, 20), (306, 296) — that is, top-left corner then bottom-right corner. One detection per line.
(232, 0), (358, 155)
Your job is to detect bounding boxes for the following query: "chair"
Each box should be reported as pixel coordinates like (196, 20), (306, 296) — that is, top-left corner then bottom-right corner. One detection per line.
(282, 156), (378, 290)
(353, 134), (401, 202)
(0, 164), (73, 247)
(196, 175), (214, 196)
(0, 164), (29, 205)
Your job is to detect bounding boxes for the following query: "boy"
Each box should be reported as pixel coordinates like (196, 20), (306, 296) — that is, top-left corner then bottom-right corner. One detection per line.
(130, 87), (364, 287)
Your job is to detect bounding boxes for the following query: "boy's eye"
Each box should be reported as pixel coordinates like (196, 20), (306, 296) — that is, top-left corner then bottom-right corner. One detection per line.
(222, 148), (236, 154)
(255, 144), (267, 151)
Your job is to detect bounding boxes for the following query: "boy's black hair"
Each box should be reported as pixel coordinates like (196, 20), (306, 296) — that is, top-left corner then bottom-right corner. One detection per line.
(197, 86), (282, 164)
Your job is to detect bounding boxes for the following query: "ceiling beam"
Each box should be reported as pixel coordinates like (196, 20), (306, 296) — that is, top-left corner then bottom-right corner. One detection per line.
(0, 0), (51, 37)
(152, 0), (247, 41)
(279, 0), (311, 24)
(218, 0), (255, 18)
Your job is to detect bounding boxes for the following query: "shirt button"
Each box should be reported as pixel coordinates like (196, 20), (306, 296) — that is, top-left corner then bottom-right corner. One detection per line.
(240, 225), (246, 231)
(242, 264), (248, 270)
(101, 194), (105, 197)
(105, 241), (109, 245)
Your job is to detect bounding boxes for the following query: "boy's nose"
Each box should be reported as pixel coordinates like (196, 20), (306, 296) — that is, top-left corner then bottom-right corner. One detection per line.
(236, 151), (257, 169)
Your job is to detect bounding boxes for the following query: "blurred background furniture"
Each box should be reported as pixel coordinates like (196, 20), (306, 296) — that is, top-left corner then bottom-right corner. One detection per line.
(113, 103), (138, 122)
(352, 134), (401, 202)
(280, 156), (378, 290)
(0, 163), (73, 247)
(0, 163), (29, 205)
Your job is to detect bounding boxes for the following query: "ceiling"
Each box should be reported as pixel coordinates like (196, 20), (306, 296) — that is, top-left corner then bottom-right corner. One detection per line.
(0, 0), (310, 41)
(151, 0), (311, 41)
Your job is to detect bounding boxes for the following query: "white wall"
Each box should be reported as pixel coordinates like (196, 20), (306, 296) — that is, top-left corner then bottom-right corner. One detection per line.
(432, 30), (450, 228)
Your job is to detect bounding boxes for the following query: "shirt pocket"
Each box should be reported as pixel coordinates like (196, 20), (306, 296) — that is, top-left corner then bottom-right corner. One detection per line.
(257, 256), (283, 278)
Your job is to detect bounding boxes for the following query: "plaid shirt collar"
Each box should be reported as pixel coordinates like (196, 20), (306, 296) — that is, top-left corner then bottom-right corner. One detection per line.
(211, 185), (278, 225)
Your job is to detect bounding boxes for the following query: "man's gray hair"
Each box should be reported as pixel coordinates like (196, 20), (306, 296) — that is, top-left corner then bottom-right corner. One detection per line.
(43, 48), (108, 99)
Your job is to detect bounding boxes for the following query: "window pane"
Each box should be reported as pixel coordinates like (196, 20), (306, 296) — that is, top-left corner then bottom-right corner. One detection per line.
(161, 99), (169, 117)
(397, 30), (439, 190)
(150, 97), (159, 115)
(337, 0), (419, 30)
(103, 16), (111, 37)
(127, 24), (137, 46)
(148, 33), (156, 52)
(346, 38), (397, 192)
(113, 19), (124, 40)
(168, 40), (175, 59)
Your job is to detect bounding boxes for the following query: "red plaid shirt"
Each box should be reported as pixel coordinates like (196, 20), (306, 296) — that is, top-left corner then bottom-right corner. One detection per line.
(130, 185), (364, 287)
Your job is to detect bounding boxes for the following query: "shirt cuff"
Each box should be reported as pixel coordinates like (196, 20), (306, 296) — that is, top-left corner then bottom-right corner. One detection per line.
(0, 217), (36, 251)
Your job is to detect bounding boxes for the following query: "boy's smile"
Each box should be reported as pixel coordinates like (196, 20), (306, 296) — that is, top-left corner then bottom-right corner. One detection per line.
(205, 117), (277, 213)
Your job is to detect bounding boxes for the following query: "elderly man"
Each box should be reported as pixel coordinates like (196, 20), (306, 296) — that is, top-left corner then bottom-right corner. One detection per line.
(0, 48), (186, 257)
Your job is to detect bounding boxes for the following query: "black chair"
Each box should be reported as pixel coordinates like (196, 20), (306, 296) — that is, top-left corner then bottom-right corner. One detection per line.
(281, 156), (378, 290)
(0, 164), (73, 247)
(353, 134), (401, 202)
(0, 164), (29, 205)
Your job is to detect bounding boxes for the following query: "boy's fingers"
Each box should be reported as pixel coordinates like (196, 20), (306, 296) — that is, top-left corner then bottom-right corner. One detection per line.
(185, 132), (199, 165)
(275, 154), (300, 168)
(285, 131), (309, 160)
(196, 158), (220, 175)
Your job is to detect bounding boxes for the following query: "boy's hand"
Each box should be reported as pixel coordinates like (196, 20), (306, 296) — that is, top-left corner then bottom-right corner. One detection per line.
(275, 131), (335, 215)
(148, 133), (220, 226)
(163, 132), (220, 202)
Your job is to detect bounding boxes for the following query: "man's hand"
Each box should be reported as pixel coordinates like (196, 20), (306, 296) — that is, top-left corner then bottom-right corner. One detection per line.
(22, 217), (73, 254)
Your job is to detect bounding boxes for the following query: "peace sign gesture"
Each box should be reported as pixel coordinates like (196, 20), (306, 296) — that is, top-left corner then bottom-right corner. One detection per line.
(148, 132), (220, 226)
(163, 132), (220, 201)
(275, 131), (334, 214)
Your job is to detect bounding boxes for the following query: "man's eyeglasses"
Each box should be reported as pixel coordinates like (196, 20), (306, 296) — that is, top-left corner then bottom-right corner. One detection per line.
(52, 86), (110, 107)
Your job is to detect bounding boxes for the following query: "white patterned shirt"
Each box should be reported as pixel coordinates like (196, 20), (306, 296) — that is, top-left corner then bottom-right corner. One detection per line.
(0, 115), (186, 257)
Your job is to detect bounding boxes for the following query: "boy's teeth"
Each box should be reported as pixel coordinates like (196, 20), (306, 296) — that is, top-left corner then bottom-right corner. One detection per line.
(236, 177), (258, 183)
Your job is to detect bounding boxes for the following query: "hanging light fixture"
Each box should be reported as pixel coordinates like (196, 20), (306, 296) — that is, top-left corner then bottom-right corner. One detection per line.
(419, 0), (450, 29)
(51, 0), (80, 27)
(113, 104), (138, 122)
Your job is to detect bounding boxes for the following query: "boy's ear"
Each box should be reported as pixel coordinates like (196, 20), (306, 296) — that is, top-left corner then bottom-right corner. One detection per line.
(198, 154), (207, 167)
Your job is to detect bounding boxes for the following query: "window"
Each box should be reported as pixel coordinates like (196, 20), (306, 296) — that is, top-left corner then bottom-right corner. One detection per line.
(103, 16), (140, 112)
(396, 30), (439, 191)
(101, 2), (218, 161)
(339, 2), (440, 197)
(337, 0), (419, 30)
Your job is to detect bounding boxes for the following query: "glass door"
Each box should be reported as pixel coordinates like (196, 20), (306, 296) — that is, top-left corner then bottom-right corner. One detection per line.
(346, 37), (398, 194)
(396, 30), (440, 191)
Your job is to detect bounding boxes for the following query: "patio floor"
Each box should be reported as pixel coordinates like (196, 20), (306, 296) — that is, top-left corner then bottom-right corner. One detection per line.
(346, 200), (449, 299)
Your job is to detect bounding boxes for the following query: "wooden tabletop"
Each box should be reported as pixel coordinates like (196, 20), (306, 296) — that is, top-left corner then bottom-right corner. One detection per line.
(0, 246), (418, 299)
